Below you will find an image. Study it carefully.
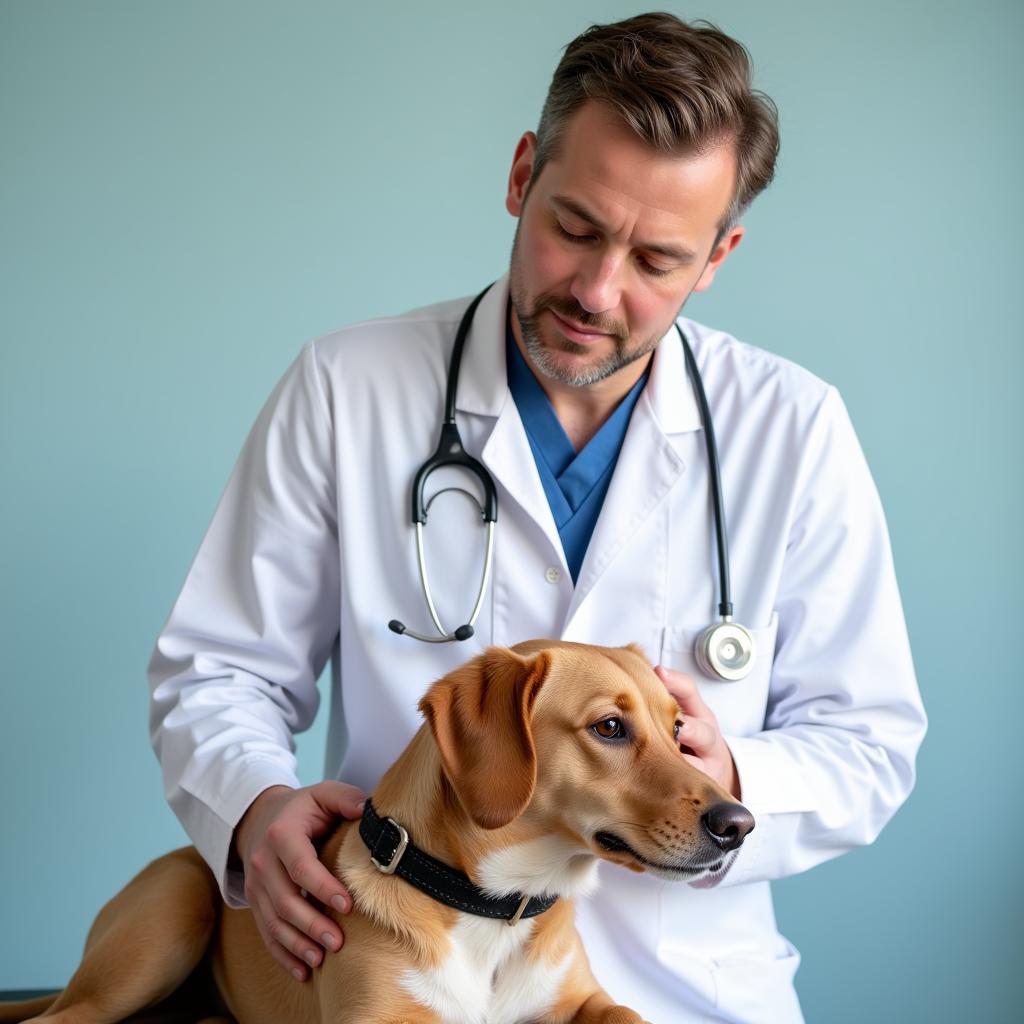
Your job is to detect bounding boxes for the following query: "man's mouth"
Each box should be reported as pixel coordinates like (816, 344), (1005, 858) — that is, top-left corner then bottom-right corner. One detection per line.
(548, 308), (612, 345)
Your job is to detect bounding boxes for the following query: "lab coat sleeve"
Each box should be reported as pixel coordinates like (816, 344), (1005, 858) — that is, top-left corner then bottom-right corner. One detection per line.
(147, 341), (340, 908)
(711, 386), (927, 888)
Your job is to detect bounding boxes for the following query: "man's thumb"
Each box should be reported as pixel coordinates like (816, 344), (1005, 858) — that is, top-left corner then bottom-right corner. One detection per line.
(312, 779), (367, 819)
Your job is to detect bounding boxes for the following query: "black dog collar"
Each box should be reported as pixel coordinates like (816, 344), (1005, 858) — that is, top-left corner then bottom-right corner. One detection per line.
(358, 799), (558, 926)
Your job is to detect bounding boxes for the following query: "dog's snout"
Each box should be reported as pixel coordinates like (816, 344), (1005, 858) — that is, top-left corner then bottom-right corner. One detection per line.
(701, 802), (755, 852)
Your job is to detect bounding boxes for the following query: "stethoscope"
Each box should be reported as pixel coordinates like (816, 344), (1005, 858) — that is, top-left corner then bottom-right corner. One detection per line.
(388, 284), (756, 682)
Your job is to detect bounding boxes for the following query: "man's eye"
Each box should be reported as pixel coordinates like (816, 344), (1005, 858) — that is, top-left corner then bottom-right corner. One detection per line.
(638, 255), (673, 278)
(592, 717), (627, 740)
(556, 222), (594, 243)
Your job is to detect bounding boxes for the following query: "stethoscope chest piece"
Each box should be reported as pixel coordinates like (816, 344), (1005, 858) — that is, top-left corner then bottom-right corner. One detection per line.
(695, 619), (756, 682)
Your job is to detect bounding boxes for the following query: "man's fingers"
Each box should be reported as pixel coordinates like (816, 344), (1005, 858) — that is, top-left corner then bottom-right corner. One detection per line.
(250, 882), (315, 982)
(240, 782), (364, 983)
(654, 665), (707, 717)
(273, 829), (353, 917)
(259, 856), (343, 978)
(276, 876), (345, 954)
(676, 715), (717, 757)
(312, 779), (367, 820)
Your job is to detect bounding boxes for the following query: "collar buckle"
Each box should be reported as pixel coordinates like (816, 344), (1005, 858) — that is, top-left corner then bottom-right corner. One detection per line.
(369, 817), (409, 875)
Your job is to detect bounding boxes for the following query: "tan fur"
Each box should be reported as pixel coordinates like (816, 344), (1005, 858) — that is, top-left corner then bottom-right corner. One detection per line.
(1, 641), (750, 1024)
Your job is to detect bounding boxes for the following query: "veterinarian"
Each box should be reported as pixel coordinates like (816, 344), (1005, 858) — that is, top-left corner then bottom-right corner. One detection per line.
(149, 13), (926, 1022)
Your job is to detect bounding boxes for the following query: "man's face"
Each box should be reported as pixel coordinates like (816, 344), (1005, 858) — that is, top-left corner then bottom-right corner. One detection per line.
(506, 102), (743, 388)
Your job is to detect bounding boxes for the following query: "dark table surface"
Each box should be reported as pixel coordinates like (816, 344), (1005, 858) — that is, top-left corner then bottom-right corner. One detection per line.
(0, 989), (236, 1022)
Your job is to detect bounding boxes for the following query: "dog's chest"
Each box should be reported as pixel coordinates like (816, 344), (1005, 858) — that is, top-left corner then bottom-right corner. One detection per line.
(399, 915), (570, 1024)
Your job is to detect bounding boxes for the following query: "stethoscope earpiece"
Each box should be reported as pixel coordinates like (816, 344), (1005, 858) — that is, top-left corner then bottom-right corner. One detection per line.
(388, 618), (476, 643)
(695, 620), (756, 682)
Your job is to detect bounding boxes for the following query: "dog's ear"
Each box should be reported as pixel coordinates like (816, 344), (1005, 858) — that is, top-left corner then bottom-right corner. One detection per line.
(419, 646), (552, 830)
(621, 642), (650, 663)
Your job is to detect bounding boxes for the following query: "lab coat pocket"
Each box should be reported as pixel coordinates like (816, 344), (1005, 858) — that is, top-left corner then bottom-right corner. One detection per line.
(710, 938), (804, 1022)
(658, 614), (778, 736)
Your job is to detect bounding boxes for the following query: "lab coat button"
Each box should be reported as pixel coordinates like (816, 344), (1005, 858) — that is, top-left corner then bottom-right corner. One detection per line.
(544, 567), (562, 584)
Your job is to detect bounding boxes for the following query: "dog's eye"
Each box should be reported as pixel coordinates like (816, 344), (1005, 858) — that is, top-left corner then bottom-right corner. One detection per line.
(592, 718), (626, 740)
(674, 720), (683, 740)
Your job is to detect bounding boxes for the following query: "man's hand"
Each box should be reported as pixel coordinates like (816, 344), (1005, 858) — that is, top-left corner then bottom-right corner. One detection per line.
(233, 781), (366, 982)
(655, 665), (741, 800)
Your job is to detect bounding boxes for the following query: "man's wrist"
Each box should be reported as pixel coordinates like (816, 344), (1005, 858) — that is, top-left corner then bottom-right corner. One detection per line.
(232, 784), (293, 867)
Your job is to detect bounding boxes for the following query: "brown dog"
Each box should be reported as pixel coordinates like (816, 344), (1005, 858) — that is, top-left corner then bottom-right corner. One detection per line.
(2, 641), (753, 1024)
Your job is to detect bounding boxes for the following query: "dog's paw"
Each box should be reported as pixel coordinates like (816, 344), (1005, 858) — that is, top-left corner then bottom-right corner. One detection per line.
(598, 1007), (646, 1024)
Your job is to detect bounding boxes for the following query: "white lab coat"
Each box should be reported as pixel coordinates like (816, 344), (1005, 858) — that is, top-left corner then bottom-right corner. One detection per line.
(149, 274), (926, 1023)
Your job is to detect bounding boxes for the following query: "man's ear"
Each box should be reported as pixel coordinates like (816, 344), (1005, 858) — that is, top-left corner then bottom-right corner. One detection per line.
(419, 646), (552, 829)
(692, 224), (744, 293)
(506, 131), (538, 218)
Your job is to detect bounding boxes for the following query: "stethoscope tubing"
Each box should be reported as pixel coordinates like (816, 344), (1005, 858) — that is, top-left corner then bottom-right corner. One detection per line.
(678, 324), (732, 619)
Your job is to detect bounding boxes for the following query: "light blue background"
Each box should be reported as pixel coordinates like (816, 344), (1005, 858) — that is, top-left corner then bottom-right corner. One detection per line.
(2, 1), (1020, 1019)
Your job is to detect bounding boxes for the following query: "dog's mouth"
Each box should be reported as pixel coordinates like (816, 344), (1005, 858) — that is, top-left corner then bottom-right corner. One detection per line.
(594, 831), (723, 878)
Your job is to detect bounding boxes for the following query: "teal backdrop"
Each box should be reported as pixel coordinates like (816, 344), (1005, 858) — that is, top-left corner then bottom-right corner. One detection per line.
(2, 1), (1020, 1019)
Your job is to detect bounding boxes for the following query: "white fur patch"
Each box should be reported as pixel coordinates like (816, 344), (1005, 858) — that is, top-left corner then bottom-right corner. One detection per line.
(489, 946), (573, 1024)
(400, 837), (593, 1022)
(475, 835), (600, 900)
(400, 911), (573, 1024)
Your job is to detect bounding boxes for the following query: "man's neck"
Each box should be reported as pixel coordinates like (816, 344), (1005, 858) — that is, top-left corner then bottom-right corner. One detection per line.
(510, 310), (652, 452)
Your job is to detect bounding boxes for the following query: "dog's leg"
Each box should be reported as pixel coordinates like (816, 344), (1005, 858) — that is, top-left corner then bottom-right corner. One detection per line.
(567, 991), (648, 1024)
(0, 993), (59, 1022)
(540, 939), (650, 1024)
(365, 1019), (442, 1024)
(23, 847), (220, 1024)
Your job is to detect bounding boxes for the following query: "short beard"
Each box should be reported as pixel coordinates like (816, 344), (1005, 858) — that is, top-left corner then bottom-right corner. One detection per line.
(509, 226), (666, 388)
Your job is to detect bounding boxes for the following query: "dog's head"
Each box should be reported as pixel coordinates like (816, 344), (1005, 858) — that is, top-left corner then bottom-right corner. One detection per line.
(419, 641), (754, 885)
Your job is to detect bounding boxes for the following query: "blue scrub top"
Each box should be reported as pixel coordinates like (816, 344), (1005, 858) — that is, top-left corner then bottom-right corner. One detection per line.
(505, 317), (650, 584)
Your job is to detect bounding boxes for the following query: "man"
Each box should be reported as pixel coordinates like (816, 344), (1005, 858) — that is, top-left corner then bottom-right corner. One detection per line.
(149, 13), (926, 1021)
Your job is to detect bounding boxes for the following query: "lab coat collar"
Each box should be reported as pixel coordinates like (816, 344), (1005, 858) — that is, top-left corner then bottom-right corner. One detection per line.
(454, 274), (513, 418)
(454, 270), (702, 437)
(452, 273), (704, 621)
(646, 317), (702, 435)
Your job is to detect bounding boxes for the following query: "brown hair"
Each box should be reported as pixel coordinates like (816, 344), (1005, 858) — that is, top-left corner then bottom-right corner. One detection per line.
(533, 12), (780, 230)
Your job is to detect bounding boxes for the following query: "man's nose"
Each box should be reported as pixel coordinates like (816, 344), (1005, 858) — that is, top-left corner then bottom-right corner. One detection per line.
(702, 802), (755, 852)
(570, 250), (623, 315)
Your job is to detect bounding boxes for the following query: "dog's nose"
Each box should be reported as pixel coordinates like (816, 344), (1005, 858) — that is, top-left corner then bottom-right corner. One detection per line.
(702, 802), (755, 852)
